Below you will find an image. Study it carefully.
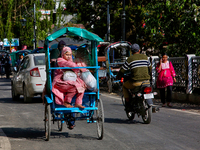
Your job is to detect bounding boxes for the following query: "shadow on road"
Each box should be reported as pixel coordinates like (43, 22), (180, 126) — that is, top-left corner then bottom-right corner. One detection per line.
(2, 127), (97, 141)
(2, 127), (45, 141)
(105, 117), (143, 124)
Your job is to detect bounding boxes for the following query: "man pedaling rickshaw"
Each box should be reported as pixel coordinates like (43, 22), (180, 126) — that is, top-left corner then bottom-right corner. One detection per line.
(116, 43), (152, 111)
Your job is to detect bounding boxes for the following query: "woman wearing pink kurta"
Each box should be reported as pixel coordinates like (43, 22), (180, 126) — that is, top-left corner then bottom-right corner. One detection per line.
(52, 46), (86, 108)
(156, 53), (176, 107)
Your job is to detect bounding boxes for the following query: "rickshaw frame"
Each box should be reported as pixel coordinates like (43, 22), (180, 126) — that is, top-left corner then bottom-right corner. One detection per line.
(43, 27), (104, 141)
(105, 41), (132, 93)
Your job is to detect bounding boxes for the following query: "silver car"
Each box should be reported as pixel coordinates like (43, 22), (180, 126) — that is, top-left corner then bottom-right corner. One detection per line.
(11, 53), (46, 102)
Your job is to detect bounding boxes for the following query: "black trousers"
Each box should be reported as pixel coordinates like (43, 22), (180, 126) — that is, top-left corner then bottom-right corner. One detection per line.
(159, 86), (172, 104)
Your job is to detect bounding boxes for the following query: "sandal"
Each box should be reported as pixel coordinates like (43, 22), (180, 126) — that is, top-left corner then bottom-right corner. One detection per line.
(162, 103), (166, 107)
(75, 104), (85, 109)
(68, 125), (75, 130)
(64, 102), (73, 108)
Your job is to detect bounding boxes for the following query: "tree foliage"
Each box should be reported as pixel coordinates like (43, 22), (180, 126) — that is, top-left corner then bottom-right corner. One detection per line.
(64, 0), (200, 56)
(0, 0), (63, 49)
(64, 0), (148, 45)
(146, 0), (200, 56)
(1, 0), (200, 56)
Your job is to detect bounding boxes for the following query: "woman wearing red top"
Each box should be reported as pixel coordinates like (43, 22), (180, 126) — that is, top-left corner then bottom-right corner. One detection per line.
(156, 53), (176, 107)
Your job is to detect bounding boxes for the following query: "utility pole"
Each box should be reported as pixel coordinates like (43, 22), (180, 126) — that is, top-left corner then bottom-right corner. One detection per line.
(121, 0), (126, 62)
(107, 1), (110, 42)
(121, 0), (126, 41)
(33, 3), (37, 49)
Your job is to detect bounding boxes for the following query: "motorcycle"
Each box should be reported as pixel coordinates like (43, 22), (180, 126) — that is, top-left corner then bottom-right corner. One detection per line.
(121, 75), (156, 124)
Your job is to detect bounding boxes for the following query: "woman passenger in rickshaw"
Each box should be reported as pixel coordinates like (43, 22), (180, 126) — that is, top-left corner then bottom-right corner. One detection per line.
(52, 46), (86, 108)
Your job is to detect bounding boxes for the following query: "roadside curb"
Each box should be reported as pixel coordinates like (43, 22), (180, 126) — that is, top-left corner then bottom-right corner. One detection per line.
(100, 92), (200, 114)
(0, 128), (11, 150)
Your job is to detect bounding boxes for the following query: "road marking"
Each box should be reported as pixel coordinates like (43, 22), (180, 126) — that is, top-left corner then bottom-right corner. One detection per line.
(0, 126), (15, 128)
(101, 93), (200, 115)
(0, 128), (11, 150)
(105, 131), (136, 149)
(101, 93), (122, 100)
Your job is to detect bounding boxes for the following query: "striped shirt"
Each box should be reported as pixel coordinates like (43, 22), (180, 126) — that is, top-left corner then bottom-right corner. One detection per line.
(118, 53), (151, 81)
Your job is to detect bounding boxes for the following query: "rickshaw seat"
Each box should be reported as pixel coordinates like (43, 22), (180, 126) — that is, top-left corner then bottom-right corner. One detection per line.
(98, 56), (106, 62)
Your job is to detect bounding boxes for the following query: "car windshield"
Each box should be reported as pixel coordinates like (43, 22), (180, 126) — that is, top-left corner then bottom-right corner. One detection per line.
(34, 55), (45, 66)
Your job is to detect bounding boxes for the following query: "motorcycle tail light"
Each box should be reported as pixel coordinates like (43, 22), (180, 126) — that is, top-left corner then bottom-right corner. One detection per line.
(120, 77), (124, 83)
(144, 87), (152, 94)
(30, 67), (40, 77)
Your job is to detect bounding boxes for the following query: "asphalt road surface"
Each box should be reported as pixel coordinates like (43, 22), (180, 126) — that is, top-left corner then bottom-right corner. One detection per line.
(0, 78), (200, 150)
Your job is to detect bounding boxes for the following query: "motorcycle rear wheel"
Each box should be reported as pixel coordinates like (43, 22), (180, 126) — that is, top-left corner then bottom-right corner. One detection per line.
(142, 101), (152, 124)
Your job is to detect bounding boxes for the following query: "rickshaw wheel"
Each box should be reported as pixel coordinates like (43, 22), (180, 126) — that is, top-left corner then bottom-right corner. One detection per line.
(57, 114), (63, 131)
(45, 103), (51, 141)
(95, 99), (104, 140)
(107, 78), (112, 93)
(142, 101), (152, 124)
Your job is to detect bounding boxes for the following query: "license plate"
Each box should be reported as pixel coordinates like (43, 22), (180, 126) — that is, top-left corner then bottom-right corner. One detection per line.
(144, 93), (154, 99)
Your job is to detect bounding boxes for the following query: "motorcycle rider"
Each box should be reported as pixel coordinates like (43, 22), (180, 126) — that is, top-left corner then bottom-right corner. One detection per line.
(116, 43), (151, 110)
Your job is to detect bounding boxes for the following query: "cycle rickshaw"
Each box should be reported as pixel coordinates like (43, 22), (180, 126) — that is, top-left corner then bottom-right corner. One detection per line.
(105, 41), (132, 92)
(43, 27), (104, 141)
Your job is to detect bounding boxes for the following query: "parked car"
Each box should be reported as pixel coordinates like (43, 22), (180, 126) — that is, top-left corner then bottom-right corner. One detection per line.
(11, 53), (46, 102)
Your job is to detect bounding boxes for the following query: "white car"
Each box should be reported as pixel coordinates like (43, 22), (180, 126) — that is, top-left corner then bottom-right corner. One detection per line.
(11, 53), (46, 102)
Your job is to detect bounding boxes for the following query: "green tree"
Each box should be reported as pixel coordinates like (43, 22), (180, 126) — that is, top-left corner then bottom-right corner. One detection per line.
(0, 0), (63, 49)
(146, 0), (200, 56)
(64, 0), (148, 44)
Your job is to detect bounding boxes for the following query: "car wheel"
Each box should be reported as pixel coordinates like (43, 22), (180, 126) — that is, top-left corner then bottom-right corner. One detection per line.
(23, 84), (32, 102)
(11, 83), (20, 101)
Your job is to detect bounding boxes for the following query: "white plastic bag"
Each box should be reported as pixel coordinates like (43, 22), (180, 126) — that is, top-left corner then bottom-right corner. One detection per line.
(81, 71), (97, 91)
(63, 71), (77, 81)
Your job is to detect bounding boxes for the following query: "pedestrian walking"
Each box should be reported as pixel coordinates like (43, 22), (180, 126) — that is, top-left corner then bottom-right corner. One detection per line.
(156, 53), (176, 107)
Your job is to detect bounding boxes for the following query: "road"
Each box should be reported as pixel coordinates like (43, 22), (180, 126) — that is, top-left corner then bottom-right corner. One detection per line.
(0, 78), (200, 150)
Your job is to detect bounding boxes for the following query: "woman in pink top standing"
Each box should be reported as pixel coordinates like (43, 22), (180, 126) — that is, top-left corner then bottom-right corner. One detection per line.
(156, 53), (176, 107)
